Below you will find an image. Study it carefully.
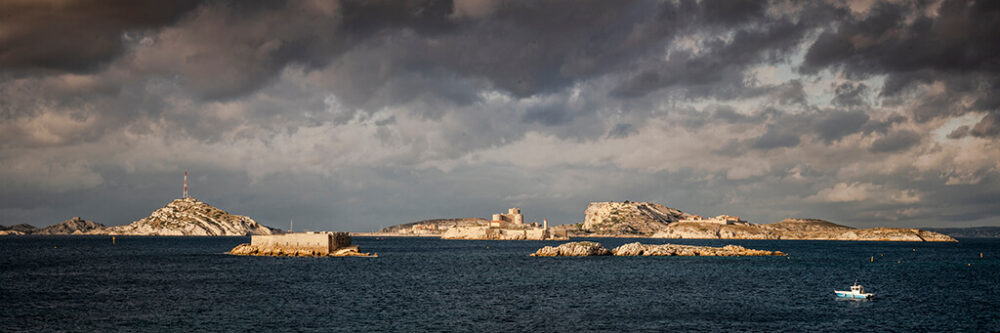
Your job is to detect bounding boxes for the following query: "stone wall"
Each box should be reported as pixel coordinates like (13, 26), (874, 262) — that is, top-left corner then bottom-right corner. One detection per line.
(251, 232), (351, 255)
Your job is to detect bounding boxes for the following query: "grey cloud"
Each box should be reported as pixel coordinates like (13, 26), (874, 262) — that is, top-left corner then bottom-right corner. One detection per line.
(2, 0), (1000, 231)
(947, 125), (970, 139)
(611, 18), (811, 100)
(861, 114), (906, 135)
(607, 123), (637, 139)
(522, 105), (572, 126)
(802, 1), (1000, 122)
(869, 130), (921, 153)
(0, 0), (202, 73)
(970, 113), (1000, 137)
(812, 110), (870, 143)
(752, 124), (800, 150)
(832, 82), (869, 107)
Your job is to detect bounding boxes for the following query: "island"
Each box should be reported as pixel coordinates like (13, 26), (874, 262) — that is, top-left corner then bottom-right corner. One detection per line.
(369, 207), (568, 240)
(0, 197), (281, 236)
(530, 241), (785, 257)
(551, 201), (957, 242)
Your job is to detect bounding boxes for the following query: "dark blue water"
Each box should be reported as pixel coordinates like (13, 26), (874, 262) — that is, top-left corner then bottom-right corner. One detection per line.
(2, 236), (998, 332)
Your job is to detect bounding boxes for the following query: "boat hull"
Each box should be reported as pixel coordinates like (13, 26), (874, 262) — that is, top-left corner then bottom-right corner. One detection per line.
(834, 291), (872, 299)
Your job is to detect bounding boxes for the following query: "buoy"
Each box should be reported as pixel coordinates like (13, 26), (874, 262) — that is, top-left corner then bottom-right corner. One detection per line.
(981, 253), (984, 258)
(871, 256), (874, 263)
(968, 263), (971, 266)
(53, 246), (57, 249)
(112, 236), (116, 245)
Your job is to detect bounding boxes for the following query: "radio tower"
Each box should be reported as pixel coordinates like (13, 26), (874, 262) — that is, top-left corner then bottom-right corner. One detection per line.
(183, 170), (189, 198)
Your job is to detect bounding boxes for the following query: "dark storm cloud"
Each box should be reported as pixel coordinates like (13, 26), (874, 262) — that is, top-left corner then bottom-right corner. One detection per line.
(752, 124), (800, 150)
(802, 1), (1000, 77)
(831, 82), (869, 107)
(522, 105), (572, 126)
(970, 113), (1000, 137)
(812, 110), (869, 143)
(861, 114), (906, 136)
(3, 0), (1000, 230)
(869, 130), (921, 153)
(606, 123), (637, 139)
(802, 0), (1000, 122)
(611, 18), (812, 99)
(0, 0), (202, 73)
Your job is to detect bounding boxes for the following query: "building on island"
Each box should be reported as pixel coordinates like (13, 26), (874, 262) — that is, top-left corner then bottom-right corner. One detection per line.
(678, 214), (748, 225)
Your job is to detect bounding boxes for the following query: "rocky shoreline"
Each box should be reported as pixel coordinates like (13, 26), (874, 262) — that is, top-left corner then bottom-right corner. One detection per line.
(228, 243), (377, 257)
(530, 241), (785, 257)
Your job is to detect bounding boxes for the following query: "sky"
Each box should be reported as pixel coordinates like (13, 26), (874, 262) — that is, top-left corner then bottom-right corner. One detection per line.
(1, 0), (998, 231)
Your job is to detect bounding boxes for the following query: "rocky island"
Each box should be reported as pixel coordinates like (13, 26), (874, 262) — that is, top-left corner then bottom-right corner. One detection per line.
(530, 241), (785, 257)
(0, 197), (281, 236)
(551, 201), (956, 242)
(374, 207), (567, 240)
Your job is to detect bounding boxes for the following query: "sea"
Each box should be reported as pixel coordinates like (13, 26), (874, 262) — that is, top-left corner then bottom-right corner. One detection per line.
(2, 236), (998, 332)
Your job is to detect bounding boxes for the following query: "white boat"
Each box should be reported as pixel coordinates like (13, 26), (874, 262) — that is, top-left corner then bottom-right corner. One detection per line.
(834, 281), (873, 299)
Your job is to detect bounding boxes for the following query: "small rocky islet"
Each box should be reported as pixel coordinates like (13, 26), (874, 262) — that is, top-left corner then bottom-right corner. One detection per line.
(530, 241), (785, 257)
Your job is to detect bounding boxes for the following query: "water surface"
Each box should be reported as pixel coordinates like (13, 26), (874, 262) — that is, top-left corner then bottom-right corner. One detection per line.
(2, 236), (998, 331)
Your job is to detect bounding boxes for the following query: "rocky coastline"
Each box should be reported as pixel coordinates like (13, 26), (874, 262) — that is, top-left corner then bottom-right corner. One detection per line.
(530, 241), (785, 257)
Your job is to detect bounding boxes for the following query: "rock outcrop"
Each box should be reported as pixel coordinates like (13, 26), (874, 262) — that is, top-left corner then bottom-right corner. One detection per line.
(650, 218), (957, 242)
(104, 197), (280, 236)
(611, 242), (784, 256)
(34, 217), (106, 235)
(531, 241), (784, 257)
(580, 201), (690, 235)
(530, 241), (612, 256)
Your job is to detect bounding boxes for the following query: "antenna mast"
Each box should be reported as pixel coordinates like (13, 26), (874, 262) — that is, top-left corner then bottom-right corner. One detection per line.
(183, 170), (189, 198)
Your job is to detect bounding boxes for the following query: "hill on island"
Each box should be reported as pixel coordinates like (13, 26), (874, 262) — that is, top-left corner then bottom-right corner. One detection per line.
(379, 218), (489, 234)
(0, 197), (280, 236)
(105, 197), (280, 236)
(34, 217), (106, 235)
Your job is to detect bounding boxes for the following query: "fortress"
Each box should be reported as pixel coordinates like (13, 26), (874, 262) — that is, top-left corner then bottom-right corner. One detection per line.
(442, 207), (565, 240)
(249, 232), (352, 255)
(491, 208), (525, 227)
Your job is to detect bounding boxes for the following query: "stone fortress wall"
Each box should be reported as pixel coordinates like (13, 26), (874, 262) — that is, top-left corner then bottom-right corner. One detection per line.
(491, 208), (524, 226)
(251, 232), (351, 255)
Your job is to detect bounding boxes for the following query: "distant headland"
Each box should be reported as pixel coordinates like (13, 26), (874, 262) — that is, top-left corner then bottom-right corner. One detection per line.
(0, 197), (281, 236)
(0, 199), (973, 242)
